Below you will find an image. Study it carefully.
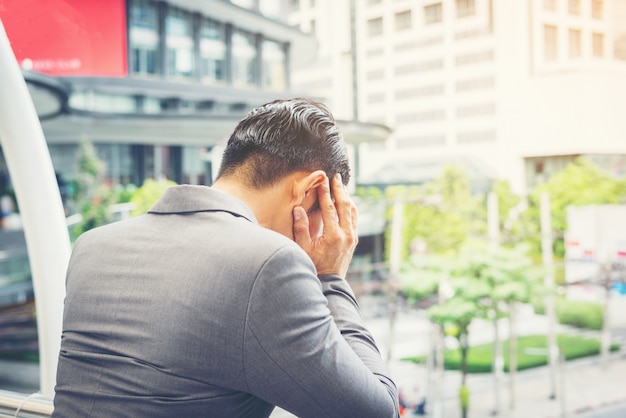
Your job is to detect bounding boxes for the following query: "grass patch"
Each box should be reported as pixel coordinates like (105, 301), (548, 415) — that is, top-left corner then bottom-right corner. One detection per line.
(405, 334), (620, 373)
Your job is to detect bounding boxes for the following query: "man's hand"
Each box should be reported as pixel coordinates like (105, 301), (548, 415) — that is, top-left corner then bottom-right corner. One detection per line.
(293, 173), (358, 278)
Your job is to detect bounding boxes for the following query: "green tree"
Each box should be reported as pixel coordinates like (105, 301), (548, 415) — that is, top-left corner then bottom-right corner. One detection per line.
(381, 165), (485, 261)
(71, 140), (116, 239)
(491, 180), (523, 245)
(477, 242), (543, 411)
(398, 253), (446, 303)
(428, 297), (481, 418)
(405, 240), (541, 418)
(522, 157), (626, 260)
(73, 139), (104, 205)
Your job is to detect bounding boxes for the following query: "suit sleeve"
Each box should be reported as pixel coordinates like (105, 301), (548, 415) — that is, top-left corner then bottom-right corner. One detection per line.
(242, 244), (399, 418)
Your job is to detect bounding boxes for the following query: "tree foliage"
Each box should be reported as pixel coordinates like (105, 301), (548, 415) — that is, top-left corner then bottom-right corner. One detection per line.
(71, 140), (116, 239)
(130, 178), (177, 216)
(521, 157), (626, 259)
(355, 165), (485, 263)
(398, 239), (542, 407)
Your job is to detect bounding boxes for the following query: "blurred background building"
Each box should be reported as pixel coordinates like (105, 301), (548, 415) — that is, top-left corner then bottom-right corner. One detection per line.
(0, 0), (387, 191)
(288, 0), (626, 194)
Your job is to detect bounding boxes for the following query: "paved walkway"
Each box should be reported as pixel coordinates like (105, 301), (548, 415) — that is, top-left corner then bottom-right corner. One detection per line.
(390, 352), (626, 418)
(366, 301), (626, 418)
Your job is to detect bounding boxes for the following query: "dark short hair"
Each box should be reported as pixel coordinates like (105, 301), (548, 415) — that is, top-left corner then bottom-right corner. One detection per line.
(216, 98), (350, 188)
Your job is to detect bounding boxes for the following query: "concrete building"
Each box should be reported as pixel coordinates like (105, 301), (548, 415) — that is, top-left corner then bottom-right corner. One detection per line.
(289, 0), (626, 195)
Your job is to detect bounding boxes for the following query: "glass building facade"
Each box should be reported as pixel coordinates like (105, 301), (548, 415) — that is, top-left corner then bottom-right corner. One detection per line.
(39, 0), (295, 192)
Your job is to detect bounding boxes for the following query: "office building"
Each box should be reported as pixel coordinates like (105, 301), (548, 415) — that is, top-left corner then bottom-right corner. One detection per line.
(289, 0), (626, 194)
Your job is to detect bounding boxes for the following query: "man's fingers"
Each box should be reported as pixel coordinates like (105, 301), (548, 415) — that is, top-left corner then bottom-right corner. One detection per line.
(318, 175), (338, 226)
(351, 203), (358, 233)
(332, 174), (352, 227)
(292, 206), (311, 249)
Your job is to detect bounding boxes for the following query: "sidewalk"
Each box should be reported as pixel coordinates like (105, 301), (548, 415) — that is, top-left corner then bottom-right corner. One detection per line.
(389, 351), (626, 418)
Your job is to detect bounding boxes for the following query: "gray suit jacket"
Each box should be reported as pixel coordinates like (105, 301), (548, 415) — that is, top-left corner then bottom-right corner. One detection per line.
(52, 185), (399, 417)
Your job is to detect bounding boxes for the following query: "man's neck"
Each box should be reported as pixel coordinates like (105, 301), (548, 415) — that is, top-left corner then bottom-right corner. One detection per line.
(212, 177), (286, 231)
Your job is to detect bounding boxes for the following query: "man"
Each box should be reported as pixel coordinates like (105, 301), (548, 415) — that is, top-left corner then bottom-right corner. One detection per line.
(52, 98), (399, 417)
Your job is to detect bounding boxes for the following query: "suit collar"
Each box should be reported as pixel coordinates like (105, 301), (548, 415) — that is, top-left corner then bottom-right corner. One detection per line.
(147, 185), (257, 224)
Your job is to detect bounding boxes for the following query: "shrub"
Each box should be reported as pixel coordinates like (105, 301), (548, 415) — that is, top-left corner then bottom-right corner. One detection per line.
(405, 333), (619, 373)
(557, 299), (603, 330)
(532, 297), (603, 330)
(130, 178), (177, 217)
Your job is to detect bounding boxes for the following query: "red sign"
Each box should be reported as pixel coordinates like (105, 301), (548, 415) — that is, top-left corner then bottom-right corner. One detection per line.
(0, 0), (127, 77)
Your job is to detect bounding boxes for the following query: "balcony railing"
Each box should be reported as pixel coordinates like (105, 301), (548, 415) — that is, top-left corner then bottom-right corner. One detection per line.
(0, 390), (52, 417)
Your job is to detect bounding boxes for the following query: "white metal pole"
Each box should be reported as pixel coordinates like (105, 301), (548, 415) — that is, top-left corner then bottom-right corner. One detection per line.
(487, 192), (503, 415)
(386, 198), (404, 363)
(0, 20), (72, 397)
(540, 192), (559, 401)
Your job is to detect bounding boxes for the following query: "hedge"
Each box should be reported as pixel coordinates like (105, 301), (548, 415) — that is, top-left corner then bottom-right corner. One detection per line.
(533, 297), (603, 330)
(405, 333), (620, 373)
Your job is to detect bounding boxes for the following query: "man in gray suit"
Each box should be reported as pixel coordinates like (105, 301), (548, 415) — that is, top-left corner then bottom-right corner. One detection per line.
(52, 98), (399, 417)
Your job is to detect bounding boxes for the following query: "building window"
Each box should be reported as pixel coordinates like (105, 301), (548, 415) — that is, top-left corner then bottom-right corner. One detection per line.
(543, 0), (557, 11)
(259, 0), (284, 20)
(367, 47), (384, 57)
(456, 102), (495, 118)
(367, 69), (385, 80)
(200, 18), (227, 84)
(367, 93), (385, 104)
(568, 0), (581, 15)
(367, 17), (383, 37)
(232, 29), (258, 88)
(395, 36), (443, 51)
(182, 146), (208, 185)
(231, 0), (255, 9)
(456, 130), (496, 144)
(395, 84), (444, 99)
(397, 135), (445, 148)
(96, 144), (136, 185)
(568, 29), (582, 58)
(544, 24), (558, 61)
(456, 0), (475, 17)
(262, 39), (286, 91)
(69, 91), (137, 114)
(455, 50), (493, 66)
(592, 0), (604, 19)
(592, 32), (604, 57)
(395, 10), (412, 31)
(289, 0), (300, 11)
(395, 59), (443, 75)
(455, 76), (494, 92)
(129, 0), (160, 77)
(424, 3), (443, 25)
(455, 27), (490, 40)
(165, 8), (194, 79)
(396, 109), (445, 124)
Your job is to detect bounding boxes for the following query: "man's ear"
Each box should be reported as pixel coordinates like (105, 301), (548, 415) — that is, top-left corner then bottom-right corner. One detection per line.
(293, 170), (326, 206)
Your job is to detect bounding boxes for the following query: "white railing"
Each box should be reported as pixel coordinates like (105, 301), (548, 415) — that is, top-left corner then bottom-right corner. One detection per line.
(65, 201), (136, 227)
(0, 390), (52, 417)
